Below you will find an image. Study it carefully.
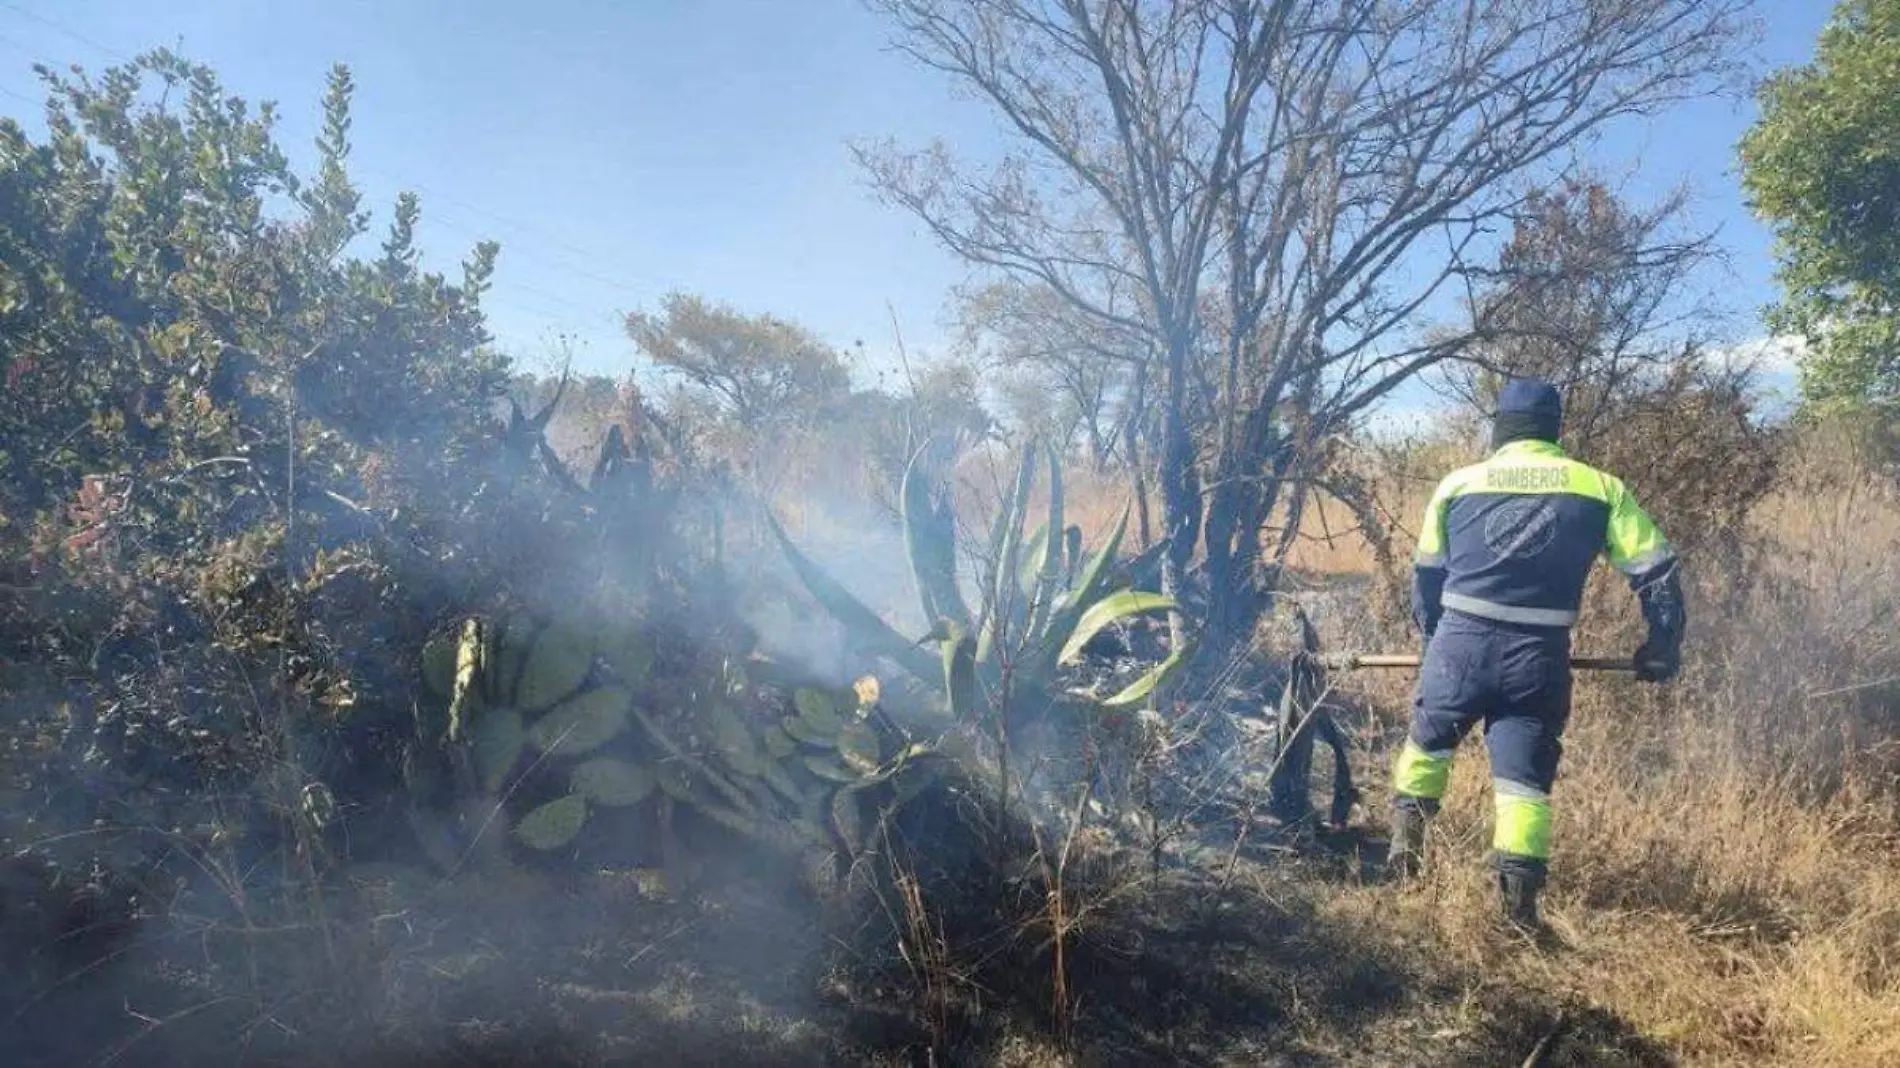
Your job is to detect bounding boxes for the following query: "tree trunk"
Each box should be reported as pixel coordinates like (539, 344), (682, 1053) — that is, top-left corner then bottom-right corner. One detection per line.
(1125, 361), (1154, 550)
(1131, 442), (1154, 552)
(1157, 334), (1199, 655)
(1196, 426), (1297, 678)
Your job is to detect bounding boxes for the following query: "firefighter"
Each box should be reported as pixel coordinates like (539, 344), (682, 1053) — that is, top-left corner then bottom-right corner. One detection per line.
(1385, 376), (1685, 931)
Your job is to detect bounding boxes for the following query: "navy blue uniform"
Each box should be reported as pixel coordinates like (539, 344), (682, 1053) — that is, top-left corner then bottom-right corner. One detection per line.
(1389, 381), (1685, 909)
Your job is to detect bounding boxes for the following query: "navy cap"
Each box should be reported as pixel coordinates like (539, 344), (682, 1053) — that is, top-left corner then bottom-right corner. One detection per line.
(1495, 377), (1562, 421)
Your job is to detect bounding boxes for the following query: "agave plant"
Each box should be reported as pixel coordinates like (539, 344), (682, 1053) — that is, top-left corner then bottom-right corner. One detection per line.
(769, 438), (1187, 722)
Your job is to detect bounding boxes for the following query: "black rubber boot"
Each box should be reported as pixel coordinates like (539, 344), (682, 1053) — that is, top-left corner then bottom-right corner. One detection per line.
(1492, 853), (1549, 936)
(1384, 797), (1436, 882)
(1498, 869), (1542, 931)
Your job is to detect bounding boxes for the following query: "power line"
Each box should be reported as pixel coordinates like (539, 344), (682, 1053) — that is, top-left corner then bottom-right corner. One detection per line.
(350, 159), (656, 298)
(0, 1), (131, 63)
(1, 3), (660, 303)
(0, 3), (654, 364)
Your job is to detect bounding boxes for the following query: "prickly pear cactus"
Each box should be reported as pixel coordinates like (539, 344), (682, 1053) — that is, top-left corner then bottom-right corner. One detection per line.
(415, 608), (955, 882)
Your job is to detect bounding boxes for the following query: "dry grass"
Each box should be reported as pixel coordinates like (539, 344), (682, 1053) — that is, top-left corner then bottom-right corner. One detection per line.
(1311, 430), (1900, 1066)
(656, 419), (1900, 1065)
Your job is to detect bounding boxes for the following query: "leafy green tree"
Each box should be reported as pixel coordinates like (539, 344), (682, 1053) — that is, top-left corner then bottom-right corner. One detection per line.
(0, 49), (511, 796)
(1740, 0), (1900, 419)
(626, 292), (853, 428)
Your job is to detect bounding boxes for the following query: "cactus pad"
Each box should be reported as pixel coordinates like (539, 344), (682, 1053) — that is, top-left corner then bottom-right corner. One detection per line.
(516, 623), (596, 711)
(513, 793), (588, 851)
(570, 757), (656, 806)
(527, 685), (632, 755)
(472, 708), (526, 794)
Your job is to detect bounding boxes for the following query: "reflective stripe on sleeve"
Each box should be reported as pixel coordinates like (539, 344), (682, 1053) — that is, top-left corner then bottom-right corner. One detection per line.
(1614, 547), (1677, 578)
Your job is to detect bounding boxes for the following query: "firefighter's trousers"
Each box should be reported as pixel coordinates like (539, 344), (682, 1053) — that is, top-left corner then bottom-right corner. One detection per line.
(1390, 609), (1572, 878)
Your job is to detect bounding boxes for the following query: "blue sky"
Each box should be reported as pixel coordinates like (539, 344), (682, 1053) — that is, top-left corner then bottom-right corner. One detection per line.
(0, 0), (1834, 410)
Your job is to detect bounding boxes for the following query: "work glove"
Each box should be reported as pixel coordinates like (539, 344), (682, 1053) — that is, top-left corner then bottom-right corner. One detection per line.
(1632, 635), (1680, 683)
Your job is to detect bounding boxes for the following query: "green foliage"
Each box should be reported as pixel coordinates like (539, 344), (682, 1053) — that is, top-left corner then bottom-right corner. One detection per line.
(0, 49), (518, 802)
(772, 438), (1182, 721)
(571, 756), (656, 806)
(421, 603), (957, 870)
(1740, 0), (1900, 418)
(513, 793), (588, 851)
(626, 291), (853, 427)
(0, 48), (991, 934)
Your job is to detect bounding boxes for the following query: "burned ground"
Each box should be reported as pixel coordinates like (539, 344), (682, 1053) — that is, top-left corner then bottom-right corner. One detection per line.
(0, 750), (1682, 1068)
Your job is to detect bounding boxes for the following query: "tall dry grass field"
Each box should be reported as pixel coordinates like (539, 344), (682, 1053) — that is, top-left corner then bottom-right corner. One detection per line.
(746, 420), (1897, 1063)
(1312, 431), (1900, 1066)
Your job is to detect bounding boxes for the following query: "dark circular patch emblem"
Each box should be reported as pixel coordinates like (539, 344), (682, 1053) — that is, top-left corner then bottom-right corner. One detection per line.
(1483, 498), (1558, 561)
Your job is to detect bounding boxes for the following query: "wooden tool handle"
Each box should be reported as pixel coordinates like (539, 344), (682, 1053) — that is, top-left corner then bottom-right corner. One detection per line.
(1318, 653), (1635, 672)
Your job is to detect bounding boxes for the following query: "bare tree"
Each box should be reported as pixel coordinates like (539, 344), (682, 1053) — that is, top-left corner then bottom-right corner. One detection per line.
(955, 277), (1154, 469)
(1430, 174), (1724, 453)
(855, 0), (1754, 669)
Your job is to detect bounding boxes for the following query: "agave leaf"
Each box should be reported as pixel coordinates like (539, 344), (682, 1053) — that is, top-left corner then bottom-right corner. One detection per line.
(1063, 524), (1084, 588)
(530, 369), (569, 431)
(976, 445), (1038, 664)
(589, 424), (624, 492)
(527, 686), (632, 756)
(1024, 445), (1065, 639)
(766, 513), (938, 681)
(513, 794), (587, 851)
(761, 761), (804, 805)
(1058, 590), (1178, 666)
(1118, 538), (1169, 589)
(708, 705), (763, 768)
(542, 439), (589, 495)
(716, 736), (765, 778)
(691, 796), (774, 844)
(1016, 523), (1048, 601)
(941, 620), (979, 723)
(1097, 649), (1189, 709)
(516, 623), (596, 712)
(570, 757), (656, 806)
(1036, 503), (1131, 670)
(1067, 504), (1130, 615)
(472, 708), (525, 794)
(900, 442), (972, 629)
